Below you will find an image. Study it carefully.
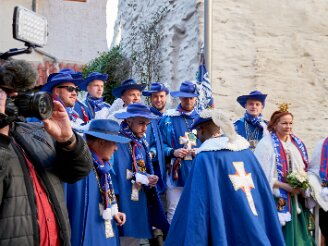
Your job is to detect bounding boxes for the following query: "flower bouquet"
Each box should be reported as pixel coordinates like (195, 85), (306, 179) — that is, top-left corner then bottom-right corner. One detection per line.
(286, 170), (309, 214)
(286, 170), (309, 189)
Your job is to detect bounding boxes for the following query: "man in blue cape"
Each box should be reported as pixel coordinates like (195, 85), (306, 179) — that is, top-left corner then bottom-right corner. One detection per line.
(65, 119), (129, 246)
(159, 81), (201, 223)
(112, 103), (169, 245)
(143, 82), (169, 195)
(234, 90), (268, 151)
(165, 109), (285, 246)
(79, 71), (111, 118)
(95, 78), (146, 120)
(41, 71), (92, 131)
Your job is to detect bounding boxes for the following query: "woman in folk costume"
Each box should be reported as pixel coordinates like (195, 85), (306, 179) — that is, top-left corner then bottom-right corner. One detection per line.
(65, 119), (128, 246)
(308, 138), (328, 243)
(254, 104), (315, 246)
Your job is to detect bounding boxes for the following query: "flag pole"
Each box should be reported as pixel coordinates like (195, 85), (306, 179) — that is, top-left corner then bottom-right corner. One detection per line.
(204, 0), (213, 82)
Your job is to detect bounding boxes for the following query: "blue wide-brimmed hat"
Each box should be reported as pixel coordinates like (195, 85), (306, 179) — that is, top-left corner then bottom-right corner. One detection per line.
(84, 119), (130, 143)
(142, 82), (169, 96)
(79, 72), (109, 91)
(170, 81), (199, 98)
(41, 73), (79, 93)
(47, 68), (84, 84)
(114, 103), (158, 120)
(237, 90), (267, 108)
(112, 79), (146, 98)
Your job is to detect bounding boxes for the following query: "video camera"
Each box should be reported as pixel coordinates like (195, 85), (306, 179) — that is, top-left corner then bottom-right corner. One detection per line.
(0, 6), (53, 122)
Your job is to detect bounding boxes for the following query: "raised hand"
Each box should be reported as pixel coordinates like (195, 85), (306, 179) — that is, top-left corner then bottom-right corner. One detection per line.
(43, 101), (74, 143)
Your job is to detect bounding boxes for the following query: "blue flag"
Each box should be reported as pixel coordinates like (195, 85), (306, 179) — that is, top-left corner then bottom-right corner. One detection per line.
(195, 53), (214, 111)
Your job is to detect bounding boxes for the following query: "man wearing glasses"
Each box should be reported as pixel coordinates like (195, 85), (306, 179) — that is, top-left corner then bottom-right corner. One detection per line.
(41, 73), (92, 131)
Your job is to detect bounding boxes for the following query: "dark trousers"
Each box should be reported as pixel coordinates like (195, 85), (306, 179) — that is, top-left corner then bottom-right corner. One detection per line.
(320, 208), (328, 242)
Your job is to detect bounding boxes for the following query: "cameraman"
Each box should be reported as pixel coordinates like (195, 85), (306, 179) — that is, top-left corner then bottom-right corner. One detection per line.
(0, 59), (93, 245)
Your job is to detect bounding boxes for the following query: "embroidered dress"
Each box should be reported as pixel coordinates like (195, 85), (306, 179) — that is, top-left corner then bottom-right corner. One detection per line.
(65, 151), (120, 246)
(254, 134), (315, 246)
(234, 112), (268, 151)
(165, 136), (284, 245)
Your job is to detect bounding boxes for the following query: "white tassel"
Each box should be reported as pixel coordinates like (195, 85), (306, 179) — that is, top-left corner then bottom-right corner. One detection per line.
(102, 208), (112, 220)
(295, 195), (301, 214)
(278, 212), (291, 226)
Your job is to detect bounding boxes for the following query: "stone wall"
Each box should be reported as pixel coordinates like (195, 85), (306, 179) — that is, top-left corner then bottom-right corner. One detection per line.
(116, 0), (203, 101)
(208, 0), (328, 153)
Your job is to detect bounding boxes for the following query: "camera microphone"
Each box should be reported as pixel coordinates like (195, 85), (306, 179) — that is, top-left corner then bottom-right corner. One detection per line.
(0, 59), (54, 120)
(0, 59), (37, 92)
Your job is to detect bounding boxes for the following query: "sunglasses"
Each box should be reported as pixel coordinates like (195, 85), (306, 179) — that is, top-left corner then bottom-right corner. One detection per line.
(56, 85), (80, 93)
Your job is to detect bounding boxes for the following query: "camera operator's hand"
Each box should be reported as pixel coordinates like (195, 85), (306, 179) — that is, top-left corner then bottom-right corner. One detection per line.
(43, 101), (76, 149)
(0, 89), (7, 114)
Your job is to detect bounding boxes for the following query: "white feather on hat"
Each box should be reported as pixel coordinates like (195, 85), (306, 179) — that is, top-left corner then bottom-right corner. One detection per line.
(199, 108), (238, 143)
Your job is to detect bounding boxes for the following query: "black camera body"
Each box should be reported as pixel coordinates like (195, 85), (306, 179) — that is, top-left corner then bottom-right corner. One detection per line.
(5, 91), (54, 121)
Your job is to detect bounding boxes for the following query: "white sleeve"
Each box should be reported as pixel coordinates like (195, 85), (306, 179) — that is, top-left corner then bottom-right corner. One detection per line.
(111, 203), (119, 216)
(308, 139), (325, 177)
(308, 139), (328, 210)
(254, 136), (276, 190)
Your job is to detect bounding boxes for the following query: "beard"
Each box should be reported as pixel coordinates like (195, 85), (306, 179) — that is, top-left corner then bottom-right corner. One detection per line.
(153, 103), (166, 112)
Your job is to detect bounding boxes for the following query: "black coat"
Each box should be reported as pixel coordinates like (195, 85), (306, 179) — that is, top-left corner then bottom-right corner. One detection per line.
(0, 122), (92, 246)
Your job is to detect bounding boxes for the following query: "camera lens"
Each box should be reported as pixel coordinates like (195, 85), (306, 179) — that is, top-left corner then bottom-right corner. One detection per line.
(13, 91), (54, 120)
(31, 92), (54, 119)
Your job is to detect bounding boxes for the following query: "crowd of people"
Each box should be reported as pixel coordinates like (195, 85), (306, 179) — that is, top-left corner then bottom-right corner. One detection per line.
(0, 59), (327, 246)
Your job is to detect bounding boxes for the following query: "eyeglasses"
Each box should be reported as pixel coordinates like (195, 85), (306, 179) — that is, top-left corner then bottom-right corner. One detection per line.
(56, 85), (80, 93)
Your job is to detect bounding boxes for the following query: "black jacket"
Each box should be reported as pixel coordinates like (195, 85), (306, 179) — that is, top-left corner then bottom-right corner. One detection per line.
(0, 122), (92, 246)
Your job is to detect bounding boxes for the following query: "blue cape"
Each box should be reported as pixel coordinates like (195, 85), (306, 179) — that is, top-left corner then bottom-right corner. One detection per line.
(165, 145), (285, 245)
(112, 141), (169, 238)
(65, 171), (119, 246)
(146, 110), (166, 193)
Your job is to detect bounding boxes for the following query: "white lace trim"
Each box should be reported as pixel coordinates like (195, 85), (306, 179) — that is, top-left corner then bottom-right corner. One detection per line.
(196, 135), (249, 153)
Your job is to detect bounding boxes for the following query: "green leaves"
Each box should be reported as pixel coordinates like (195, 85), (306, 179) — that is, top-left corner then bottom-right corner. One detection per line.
(82, 46), (131, 103)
